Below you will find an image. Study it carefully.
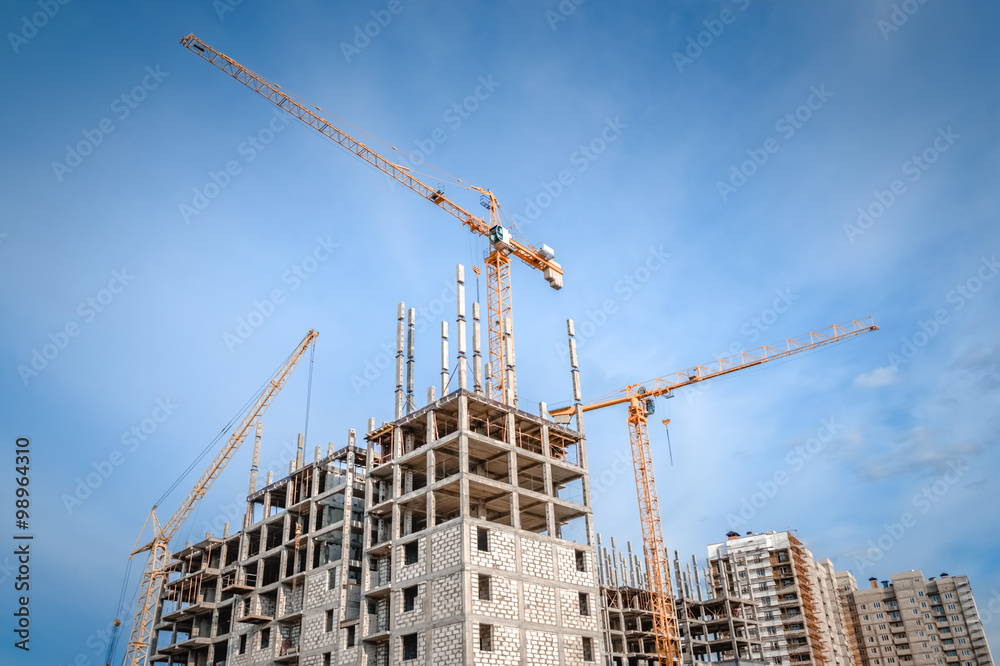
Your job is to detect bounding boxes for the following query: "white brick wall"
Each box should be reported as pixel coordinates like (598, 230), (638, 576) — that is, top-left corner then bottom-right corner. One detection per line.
(526, 629), (559, 666)
(431, 623), (463, 665)
(558, 589), (598, 631)
(556, 546), (593, 587)
(394, 582), (425, 629)
(472, 573), (518, 620)
(432, 524), (462, 572)
(472, 622), (520, 666)
(470, 525), (516, 573)
(431, 572), (463, 621)
(396, 538), (424, 583)
(522, 537), (554, 579)
(524, 583), (557, 625)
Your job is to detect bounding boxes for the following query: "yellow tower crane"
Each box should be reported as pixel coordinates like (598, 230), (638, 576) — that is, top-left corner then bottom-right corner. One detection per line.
(112, 329), (319, 666)
(179, 34), (563, 406)
(550, 318), (879, 664)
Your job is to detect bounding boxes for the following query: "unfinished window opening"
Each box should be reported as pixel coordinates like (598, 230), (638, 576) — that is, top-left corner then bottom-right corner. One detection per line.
(513, 419), (544, 455)
(479, 624), (493, 652)
(518, 498), (549, 535)
(583, 636), (594, 661)
(404, 541), (418, 565)
(323, 653), (331, 666)
(575, 549), (586, 572)
(216, 605), (232, 635)
(325, 609), (334, 632)
(402, 632), (418, 660)
(515, 455), (547, 493)
(579, 592), (590, 616)
(247, 531), (262, 558)
(401, 426), (427, 453)
(328, 568), (337, 590)
(265, 523), (283, 550)
(403, 586), (417, 612)
(555, 477), (585, 505)
(224, 539), (239, 567)
(346, 625), (356, 647)
(477, 527), (489, 552)
(478, 574), (492, 601)
(262, 556), (280, 586)
(260, 627), (270, 649)
(556, 514), (588, 545)
(238, 634), (247, 655)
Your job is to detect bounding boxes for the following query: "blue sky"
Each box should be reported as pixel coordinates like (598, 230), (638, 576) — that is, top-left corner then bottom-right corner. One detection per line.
(2, 1), (999, 663)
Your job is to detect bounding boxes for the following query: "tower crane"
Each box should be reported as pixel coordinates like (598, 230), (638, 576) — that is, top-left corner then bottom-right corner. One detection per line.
(112, 329), (319, 666)
(550, 318), (879, 664)
(179, 34), (563, 406)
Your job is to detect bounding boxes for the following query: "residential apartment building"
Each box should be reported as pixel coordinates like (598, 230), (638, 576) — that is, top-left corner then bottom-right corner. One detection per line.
(839, 571), (995, 666)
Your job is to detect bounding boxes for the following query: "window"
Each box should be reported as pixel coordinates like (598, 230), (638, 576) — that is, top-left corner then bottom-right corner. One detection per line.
(260, 628), (270, 649)
(402, 633), (417, 660)
(951, 616), (960, 622)
(479, 624), (493, 652)
(919, 592), (924, 596)
(948, 604), (956, 610)
(763, 597), (772, 606)
(346, 626), (355, 648)
(583, 636), (594, 661)
(757, 568), (766, 576)
(774, 659), (783, 665)
(944, 593), (953, 599)
(477, 527), (489, 552)
(325, 609), (334, 632)
(764, 611), (773, 620)
(323, 653), (331, 666)
(328, 568), (337, 590)
(875, 603), (883, 608)
(404, 541), (418, 565)
(760, 582), (769, 591)
(479, 574), (491, 601)
(403, 586), (418, 612)
(579, 592), (590, 616)
(768, 627), (778, 635)
(877, 613), (885, 619)
(575, 549), (586, 572)
(239, 634), (247, 655)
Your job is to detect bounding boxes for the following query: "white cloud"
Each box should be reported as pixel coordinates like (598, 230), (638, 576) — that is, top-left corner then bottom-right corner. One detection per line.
(854, 365), (898, 388)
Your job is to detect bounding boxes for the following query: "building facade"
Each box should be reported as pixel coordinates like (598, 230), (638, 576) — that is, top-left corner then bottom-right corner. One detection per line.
(839, 571), (995, 666)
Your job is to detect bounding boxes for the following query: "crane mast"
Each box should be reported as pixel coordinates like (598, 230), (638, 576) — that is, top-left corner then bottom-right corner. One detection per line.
(551, 318), (878, 664)
(117, 329), (319, 666)
(179, 34), (563, 405)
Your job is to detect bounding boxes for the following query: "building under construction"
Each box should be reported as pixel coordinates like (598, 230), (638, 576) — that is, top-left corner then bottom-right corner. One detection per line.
(149, 267), (605, 666)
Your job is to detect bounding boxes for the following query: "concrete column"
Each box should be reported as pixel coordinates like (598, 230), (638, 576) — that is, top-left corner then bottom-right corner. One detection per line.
(406, 308), (416, 414)
(484, 362), (492, 399)
(295, 433), (304, 470)
(395, 301), (405, 420)
(472, 302), (483, 394)
(456, 264), (467, 390)
(503, 317), (516, 406)
(245, 422), (263, 527)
